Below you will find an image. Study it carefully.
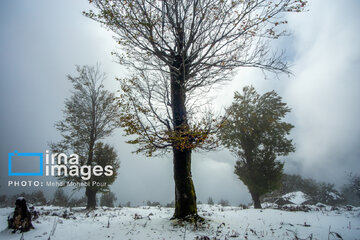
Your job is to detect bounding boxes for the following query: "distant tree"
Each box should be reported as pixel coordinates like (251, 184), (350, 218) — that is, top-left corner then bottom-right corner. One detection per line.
(220, 86), (294, 208)
(0, 195), (7, 207)
(341, 173), (360, 206)
(285, 174), (345, 205)
(100, 191), (117, 207)
(86, 0), (306, 220)
(218, 199), (230, 207)
(68, 196), (87, 207)
(29, 191), (47, 206)
(264, 174), (345, 206)
(238, 203), (248, 209)
(315, 182), (344, 205)
(267, 174), (318, 198)
(4, 192), (46, 207)
(207, 197), (214, 205)
(348, 174), (360, 199)
(67, 198), (77, 207)
(52, 189), (68, 207)
(8, 194), (24, 207)
(281, 174), (309, 194)
(125, 201), (131, 208)
(146, 200), (161, 207)
(50, 64), (120, 209)
(8, 192), (32, 207)
(166, 201), (175, 208)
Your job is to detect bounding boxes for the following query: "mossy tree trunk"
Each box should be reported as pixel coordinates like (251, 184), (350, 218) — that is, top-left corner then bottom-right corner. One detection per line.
(170, 35), (198, 218)
(173, 147), (197, 218)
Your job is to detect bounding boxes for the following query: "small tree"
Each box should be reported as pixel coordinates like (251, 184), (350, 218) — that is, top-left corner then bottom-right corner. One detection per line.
(341, 174), (360, 206)
(348, 174), (360, 199)
(100, 191), (117, 207)
(50, 65), (120, 209)
(218, 199), (230, 207)
(166, 201), (175, 208)
(315, 182), (344, 206)
(0, 195), (7, 207)
(207, 197), (214, 205)
(219, 86), (294, 208)
(68, 196), (87, 207)
(29, 191), (47, 206)
(52, 189), (68, 207)
(146, 200), (161, 207)
(91, 142), (120, 192)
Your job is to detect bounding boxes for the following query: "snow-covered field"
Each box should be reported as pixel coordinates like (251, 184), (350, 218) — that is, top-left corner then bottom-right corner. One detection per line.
(1, 204), (359, 240)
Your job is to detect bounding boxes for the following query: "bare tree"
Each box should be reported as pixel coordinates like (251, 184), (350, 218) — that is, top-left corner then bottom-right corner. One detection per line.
(50, 64), (120, 209)
(85, 0), (306, 220)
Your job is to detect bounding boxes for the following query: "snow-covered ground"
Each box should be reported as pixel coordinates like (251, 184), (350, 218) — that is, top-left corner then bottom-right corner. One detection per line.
(1, 204), (359, 240)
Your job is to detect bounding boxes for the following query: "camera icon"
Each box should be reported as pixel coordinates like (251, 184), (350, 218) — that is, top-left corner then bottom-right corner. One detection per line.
(8, 150), (43, 176)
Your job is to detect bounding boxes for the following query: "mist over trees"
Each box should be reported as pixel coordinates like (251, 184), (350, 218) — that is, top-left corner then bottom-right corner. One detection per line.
(50, 64), (120, 209)
(341, 174), (360, 206)
(100, 191), (117, 207)
(264, 174), (348, 206)
(207, 197), (214, 206)
(0, 191), (47, 208)
(52, 188), (68, 207)
(67, 196), (87, 208)
(219, 86), (294, 208)
(85, 0), (306, 220)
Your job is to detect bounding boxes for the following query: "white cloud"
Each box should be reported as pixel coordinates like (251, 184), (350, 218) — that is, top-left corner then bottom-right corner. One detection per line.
(213, 0), (360, 186)
(284, 0), (360, 183)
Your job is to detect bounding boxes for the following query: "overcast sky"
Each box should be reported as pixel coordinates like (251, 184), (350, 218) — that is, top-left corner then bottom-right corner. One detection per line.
(1, 0), (359, 206)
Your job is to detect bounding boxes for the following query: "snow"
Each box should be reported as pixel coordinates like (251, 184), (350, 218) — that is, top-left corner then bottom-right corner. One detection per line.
(282, 191), (308, 205)
(329, 192), (342, 200)
(1, 204), (360, 239)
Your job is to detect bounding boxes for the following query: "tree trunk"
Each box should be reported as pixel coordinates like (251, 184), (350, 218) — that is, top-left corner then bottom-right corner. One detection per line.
(173, 147), (197, 219)
(85, 141), (95, 209)
(86, 187), (97, 209)
(86, 115), (96, 209)
(250, 191), (262, 209)
(170, 35), (198, 218)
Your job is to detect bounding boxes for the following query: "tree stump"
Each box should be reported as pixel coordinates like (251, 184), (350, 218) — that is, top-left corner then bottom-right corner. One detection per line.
(8, 197), (34, 233)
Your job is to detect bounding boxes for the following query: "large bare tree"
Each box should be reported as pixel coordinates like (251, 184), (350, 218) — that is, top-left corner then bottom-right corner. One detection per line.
(85, 0), (306, 220)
